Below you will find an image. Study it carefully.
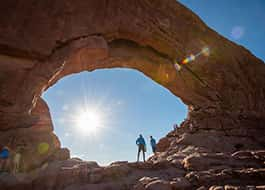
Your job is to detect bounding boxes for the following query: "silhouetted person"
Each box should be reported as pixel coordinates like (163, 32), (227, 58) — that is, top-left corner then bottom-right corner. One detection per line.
(13, 147), (22, 174)
(0, 146), (10, 172)
(150, 136), (157, 154)
(136, 134), (146, 162)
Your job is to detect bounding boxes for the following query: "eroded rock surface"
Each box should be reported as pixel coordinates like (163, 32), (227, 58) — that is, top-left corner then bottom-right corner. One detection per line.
(0, 149), (264, 190)
(0, 0), (264, 189)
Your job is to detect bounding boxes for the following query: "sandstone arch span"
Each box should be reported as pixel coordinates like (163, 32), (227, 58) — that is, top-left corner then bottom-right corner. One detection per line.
(0, 0), (265, 172)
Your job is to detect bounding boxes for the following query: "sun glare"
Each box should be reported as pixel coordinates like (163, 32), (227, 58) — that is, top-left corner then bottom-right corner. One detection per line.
(75, 110), (102, 134)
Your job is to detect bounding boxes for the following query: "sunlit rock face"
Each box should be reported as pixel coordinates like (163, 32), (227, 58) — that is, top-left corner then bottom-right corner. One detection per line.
(0, 0), (264, 189)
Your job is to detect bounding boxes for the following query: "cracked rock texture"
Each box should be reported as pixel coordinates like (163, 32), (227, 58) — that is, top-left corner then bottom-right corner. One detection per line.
(0, 0), (264, 189)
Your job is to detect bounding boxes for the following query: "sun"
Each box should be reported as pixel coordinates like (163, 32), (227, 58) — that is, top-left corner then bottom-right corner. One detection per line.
(75, 110), (102, 134)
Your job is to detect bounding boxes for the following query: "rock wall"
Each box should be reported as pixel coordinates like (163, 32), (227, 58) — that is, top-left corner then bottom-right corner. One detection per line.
(0, 0), (264, 189)
(0, 97), (68, 171)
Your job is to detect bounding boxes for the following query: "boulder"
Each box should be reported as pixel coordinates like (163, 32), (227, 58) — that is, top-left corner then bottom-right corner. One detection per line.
(183, 153), (263, 171)
(145, 180), (172, 190)
(170, 177), (192, 190)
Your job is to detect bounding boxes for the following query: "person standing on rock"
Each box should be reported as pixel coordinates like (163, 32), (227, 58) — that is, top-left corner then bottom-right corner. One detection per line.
(13, 146), (22, 174)
(150, 136), (157, 154)
(0, 146), (10, 172)
(136, 134), (146, 162)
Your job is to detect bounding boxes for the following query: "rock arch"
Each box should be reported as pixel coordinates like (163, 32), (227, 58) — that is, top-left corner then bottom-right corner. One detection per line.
(0, 0), (265, 172)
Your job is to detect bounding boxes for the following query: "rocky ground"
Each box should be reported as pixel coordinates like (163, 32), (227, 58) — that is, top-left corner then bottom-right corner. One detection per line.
(1, 126), (264, 190)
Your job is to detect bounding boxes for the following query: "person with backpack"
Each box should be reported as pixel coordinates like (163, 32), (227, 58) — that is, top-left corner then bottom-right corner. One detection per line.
(136, 134), (146, 162)
(0, 146), (10, 172)
(150, 136), (157, 154)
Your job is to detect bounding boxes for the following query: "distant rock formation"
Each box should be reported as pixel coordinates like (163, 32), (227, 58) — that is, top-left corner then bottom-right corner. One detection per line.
(0, 0), (264, 189)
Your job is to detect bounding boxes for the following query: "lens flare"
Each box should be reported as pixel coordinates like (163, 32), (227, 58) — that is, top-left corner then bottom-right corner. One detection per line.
(231, 26), (244, 40)
(182, 58), (189, 64)
(190, 54), (195, 61)
(174, 62), (182, 71)
(182, 54), (195, 64)
(180, 47), (210, 66)
(201, 47), (210, 57)
(37, 142), (49, 155)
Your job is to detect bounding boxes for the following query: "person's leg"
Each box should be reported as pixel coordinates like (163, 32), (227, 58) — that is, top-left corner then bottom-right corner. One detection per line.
(152, 146), (156, 154)
(13, 158), (18, 174)
(140, 145), (145, 162)
(5, 158), (11, 172)
(1, 159), (7, 172)
(15, 155), (20, 174)
(17, 158), (20, 173)
(137, 146), (140, 162)
(0, 159), (3, 172)
(12, 162), (16, 174)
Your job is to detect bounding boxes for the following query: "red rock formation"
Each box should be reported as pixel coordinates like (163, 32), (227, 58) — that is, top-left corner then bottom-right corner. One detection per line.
(0, 98), (66, 172)
(0, 0), (264, 189)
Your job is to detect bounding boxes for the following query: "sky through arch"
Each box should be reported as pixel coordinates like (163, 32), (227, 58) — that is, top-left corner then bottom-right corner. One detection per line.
(42, 69), (187, 165)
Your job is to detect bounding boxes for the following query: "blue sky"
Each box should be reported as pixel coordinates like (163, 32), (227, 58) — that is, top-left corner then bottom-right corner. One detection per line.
(42, 1), (265, 165)
(42, 69), (185, 165)
(179, 0), (265, 61)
